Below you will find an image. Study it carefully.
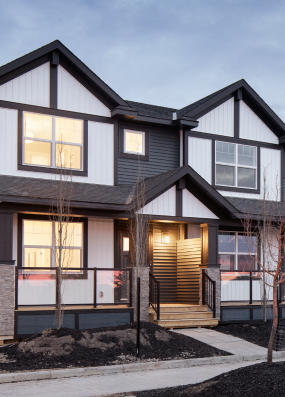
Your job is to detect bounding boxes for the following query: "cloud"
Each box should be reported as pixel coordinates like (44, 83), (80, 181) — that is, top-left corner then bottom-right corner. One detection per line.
(0, 0), (284, 118)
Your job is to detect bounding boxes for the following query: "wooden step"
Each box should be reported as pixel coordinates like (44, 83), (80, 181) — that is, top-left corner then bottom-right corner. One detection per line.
(158, 305), (209, 313)
(158, 311), (213, 320)
(155, 318), (219, 328)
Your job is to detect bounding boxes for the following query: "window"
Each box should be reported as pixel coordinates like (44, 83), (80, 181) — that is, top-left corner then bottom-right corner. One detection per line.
(124, 129), (145, 155)
(23, 112), (84, 171)
(23, 219), (84, 269)
(218, 232), (257, 271)
(215, 141), (257, 189)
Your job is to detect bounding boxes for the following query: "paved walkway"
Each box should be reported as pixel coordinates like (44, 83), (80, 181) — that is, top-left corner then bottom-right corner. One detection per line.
(0, 360), (260, 397)
(173, 328), (267, 356)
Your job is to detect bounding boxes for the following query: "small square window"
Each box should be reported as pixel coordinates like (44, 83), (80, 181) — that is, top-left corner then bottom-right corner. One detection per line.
(124, 130), (145, 155)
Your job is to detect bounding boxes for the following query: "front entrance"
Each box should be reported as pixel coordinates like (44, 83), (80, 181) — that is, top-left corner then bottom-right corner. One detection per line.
(151, 223), (203, 304)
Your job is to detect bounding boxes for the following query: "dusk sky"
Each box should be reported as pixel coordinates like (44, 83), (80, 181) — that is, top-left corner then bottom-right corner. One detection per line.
(1, 0), (285, 119)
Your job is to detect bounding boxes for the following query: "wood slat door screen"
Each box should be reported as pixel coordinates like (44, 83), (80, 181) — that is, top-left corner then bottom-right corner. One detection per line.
(177, 238), (201, 304)
(152, 242), (177, 303)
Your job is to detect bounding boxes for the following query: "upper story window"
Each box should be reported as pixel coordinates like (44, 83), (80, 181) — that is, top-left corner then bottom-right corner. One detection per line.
(215, 141), (257, 189)
(123, 129), (145, 155)
(218, 232), (257, 271)
(20, 112), (87, 175)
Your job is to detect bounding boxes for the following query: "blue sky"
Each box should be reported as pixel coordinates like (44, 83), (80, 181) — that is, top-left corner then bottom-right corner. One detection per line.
(0, 0), (285, 118)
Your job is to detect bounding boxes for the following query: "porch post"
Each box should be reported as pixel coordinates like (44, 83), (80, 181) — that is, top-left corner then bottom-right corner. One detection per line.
(132, 267), (150, 322)
(0, 212), (15, 340)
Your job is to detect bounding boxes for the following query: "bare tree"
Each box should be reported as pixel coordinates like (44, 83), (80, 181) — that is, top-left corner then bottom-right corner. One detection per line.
(129, 160), (149, 356)
(244, 180), (284, 363)
(51, 146), (74, 329)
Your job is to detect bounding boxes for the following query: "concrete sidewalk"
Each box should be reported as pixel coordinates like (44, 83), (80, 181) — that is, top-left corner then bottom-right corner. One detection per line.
(0, 360), (265, 397)
(173, 328), (267, 356)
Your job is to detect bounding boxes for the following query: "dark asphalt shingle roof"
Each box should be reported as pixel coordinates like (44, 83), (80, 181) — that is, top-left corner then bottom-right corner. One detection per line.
(0, 174), (134, 208)
(227, 197), (285, 218)
(126, 100), (176, 120)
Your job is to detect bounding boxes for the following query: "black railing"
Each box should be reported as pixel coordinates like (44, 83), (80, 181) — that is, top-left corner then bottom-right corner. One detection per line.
(149, 273), (160, 320)
(16, 266), (133, 308)
(202, 270), (216, 317)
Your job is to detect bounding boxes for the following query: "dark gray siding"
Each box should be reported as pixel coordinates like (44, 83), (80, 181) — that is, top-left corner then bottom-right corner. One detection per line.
(118, 126), (180, 184)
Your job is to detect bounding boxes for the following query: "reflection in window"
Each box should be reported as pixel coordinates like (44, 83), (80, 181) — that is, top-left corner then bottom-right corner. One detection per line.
(23, 112), (83, 170)
(215, 141), (257, 189)
(218, 232), (257, 271)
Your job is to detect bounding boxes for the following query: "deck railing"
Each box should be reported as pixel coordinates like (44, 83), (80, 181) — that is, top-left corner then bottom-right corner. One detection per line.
(220, 270), (281, 303)
(16, 267), (132, 308)
(202, 270), (216, 317)
(149, 273), (160, 320)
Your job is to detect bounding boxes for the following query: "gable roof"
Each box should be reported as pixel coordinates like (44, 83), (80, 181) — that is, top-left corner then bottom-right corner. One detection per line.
(177, 79), (285, 137)
(0, 40), (130, 110)
(136, 166), (239, 219)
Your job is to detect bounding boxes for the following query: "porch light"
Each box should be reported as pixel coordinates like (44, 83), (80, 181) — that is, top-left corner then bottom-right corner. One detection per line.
(162, 234), (170, 243)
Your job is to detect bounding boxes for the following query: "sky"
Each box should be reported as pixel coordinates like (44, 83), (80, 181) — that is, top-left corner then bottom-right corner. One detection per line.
(0, 0), (285, 119)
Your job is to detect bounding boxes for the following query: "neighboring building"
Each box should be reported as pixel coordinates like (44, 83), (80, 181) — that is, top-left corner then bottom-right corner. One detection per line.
(0, 40), (284, 340)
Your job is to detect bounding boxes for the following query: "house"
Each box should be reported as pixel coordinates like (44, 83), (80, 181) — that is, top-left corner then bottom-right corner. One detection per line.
(0, 40), (284, 341)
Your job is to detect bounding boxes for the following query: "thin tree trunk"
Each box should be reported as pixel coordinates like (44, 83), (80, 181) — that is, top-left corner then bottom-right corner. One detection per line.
(267, 282), (278, 363)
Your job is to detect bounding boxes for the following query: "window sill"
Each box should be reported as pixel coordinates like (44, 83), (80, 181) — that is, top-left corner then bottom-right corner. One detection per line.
(119, 152), (149, 161)
(18, 164), (88, 177)
(214, 185), (260, 194)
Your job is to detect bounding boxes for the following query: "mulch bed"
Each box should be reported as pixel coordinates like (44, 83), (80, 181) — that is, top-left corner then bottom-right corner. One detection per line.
(135, 361), (285, 397)
(0, 322), (229, 372)
(215, 321), (285, 349)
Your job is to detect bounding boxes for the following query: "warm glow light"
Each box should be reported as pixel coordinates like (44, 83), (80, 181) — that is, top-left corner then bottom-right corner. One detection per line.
(123, 237), (130, 252)
(163, 234), (170, 243)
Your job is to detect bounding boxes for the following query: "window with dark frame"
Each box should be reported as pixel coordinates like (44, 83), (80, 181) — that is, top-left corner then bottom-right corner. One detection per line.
(218, 231), (257, 271)
(23, 219), (84, 270)
(215, 141), (257, 189)
(22, 112), (84, 171)
(123, 129), (145, 155)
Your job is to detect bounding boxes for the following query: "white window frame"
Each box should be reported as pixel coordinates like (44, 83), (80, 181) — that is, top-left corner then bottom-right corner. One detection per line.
(23, 112), (84, 171)
(218, 231), (257, 271)
(215, 141), (257, 189)
(23, 219), (83, 269)
(123, 129), (145, 155)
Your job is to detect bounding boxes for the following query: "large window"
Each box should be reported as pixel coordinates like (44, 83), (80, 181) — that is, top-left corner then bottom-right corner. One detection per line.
(23, 112), (84, 171)
(23, 219), (84, 269)
(123, 129), (145, 155)
(218, 232), (257, 271)
(215, 141), (257, 189)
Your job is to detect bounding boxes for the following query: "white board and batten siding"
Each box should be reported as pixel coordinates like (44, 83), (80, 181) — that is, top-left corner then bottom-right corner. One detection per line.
(57, 65), (111, 117)
(0, 63), (50, 107)
(143, 186), (176, 216)
(0, 107), (114, 185)
(192, 97), (234, 136)
(188, 136), (212, 183)
(88, 218), (114, 304)
(239, 100), (278, 144)
(182, 189), (218, 219)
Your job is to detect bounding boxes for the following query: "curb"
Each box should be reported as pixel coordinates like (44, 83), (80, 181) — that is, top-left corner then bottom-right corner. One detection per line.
(0, 351), (285, 385)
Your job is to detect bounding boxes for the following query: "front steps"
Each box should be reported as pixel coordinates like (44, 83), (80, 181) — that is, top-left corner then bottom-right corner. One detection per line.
(150, 304), (218, 329)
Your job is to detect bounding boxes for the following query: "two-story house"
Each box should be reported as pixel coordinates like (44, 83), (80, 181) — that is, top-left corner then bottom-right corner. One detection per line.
(0, 40), (284, 341)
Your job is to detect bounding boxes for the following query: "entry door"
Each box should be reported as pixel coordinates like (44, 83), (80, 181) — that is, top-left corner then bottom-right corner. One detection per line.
(115, 232), (130, 303)
(177, 238), (201, 304)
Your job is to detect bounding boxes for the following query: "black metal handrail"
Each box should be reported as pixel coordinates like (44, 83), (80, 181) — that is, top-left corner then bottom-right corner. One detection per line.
(202, 270), (216, 317)
(149, 273), (160, 320)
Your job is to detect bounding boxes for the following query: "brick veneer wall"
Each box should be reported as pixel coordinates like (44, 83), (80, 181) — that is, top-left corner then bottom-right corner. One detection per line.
(207, 264), (221, 319)
(132, 266), (149, 322)
(0, 265), (15, 337)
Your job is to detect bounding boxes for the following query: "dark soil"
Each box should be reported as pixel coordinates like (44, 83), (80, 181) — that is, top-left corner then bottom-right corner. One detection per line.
(215, 321), (285, 349)
(136, 361), (285, 397)
(0, 322), (229, 372)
